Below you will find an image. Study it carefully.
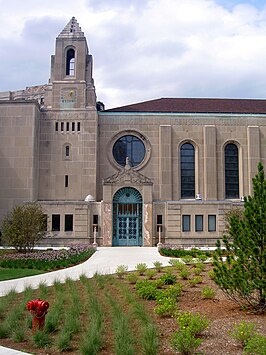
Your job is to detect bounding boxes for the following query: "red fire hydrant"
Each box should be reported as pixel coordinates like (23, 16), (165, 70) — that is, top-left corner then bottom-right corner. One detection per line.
(26, 299), (49, 333)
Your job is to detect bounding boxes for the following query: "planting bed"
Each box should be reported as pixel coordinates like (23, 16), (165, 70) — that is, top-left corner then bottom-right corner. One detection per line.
(0, 262), (265, 354)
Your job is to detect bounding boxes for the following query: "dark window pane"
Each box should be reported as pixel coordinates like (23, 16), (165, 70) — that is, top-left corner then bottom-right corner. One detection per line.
(225, 144), (239, 198)
(208, 215), (216, 232)
(113, 135), (145, 167)
(182, 215), (190, 232)
(195, 215), (203, 232)
(66, 49), (75, 76)
(52, 214), (60, 231)
(181, 143), (195, 198)
(65, 214), (73, 232)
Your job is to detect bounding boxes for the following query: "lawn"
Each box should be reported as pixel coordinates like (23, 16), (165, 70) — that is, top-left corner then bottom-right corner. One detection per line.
(0, 268), (45, 281)
(0, 261), (265, 354)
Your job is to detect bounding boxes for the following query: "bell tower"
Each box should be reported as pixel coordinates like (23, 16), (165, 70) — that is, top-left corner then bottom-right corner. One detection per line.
(45, 17), (96, 109)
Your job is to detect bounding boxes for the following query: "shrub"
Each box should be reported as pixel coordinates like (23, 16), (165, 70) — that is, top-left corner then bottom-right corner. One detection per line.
(230, 321), (257, 347)
(115, 264), (128, 279)
(146, 269), (156, 279)
(135, 263), (148, 275)
(171, 328), (202, 355)
(197, 254), (208, 262)
(180, 267), (191, 280)
(176, 311), (209, 336)
(244, 334), (266, 354)
(189, 276), (203, 287)
(160, 272), (176, 285)
(201, 286), (216, 299)
(153, 261), (163, 272)
(154, 296), (177, 317)
(181, 255), (194, 264)
(192, 267), (202, 276)
(208, 270), (215, 280)
(136, 280), (158, 300)
(126, 272), (138, 284)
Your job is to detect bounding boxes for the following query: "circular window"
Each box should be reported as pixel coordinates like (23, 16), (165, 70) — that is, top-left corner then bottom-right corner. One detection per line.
(112, 135), (146, 168)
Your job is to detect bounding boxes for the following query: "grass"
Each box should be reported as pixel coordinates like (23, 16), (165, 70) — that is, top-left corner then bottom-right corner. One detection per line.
(0, 267), (45, 281)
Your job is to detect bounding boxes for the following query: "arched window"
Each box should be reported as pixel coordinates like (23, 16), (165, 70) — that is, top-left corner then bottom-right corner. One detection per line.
(225, 143), (239, 198)
(66, 49), (75, 76)
(180, 143), (195, 198)
(65, 145), (70, 157)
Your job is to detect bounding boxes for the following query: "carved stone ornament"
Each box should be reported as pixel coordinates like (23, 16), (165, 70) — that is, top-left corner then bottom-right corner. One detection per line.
(103, 157), (153, 185)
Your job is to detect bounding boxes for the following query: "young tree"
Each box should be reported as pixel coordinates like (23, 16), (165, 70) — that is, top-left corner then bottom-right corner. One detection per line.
(213, 162), (266, 312)
(1, 203), (48, 252)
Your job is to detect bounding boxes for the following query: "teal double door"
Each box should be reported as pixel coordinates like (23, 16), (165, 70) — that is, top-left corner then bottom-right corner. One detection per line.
(113, 187), (143, 246)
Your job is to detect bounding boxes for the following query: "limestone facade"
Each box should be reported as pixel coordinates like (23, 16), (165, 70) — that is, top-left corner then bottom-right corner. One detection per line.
(0, 17), (266, 247)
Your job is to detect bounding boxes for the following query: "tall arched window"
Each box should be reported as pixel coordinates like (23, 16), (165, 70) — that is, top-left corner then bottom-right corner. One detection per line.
(65, 145), (70, 157)
(180, 143), (195, 198)
(66, 49), (75, 76)
(225, 143), (239, 199)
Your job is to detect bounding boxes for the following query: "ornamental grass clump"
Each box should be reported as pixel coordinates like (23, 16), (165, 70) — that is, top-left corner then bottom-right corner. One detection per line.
(153, 261), (163, 272)
(135, 262), (148, 275)
(160, 272), (177, 285)
(189, 276), (203, 287)
(115, 264), (128, 279)
(146, 269), (156, 280)
(126, 272), (138, 284)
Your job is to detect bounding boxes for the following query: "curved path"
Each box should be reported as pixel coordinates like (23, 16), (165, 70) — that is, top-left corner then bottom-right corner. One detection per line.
(0, 246), (171, 355)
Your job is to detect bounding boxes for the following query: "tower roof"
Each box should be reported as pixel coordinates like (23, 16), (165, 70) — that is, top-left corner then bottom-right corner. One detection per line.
(58, 17), (84, 38)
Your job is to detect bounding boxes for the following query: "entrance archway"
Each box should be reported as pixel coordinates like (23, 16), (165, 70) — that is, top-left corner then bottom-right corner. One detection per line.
(112, 187), (143, 246)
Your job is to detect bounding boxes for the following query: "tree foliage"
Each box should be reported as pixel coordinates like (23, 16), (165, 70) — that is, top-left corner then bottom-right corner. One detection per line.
(1, 204), (47, 252)
(213, 162), (266, 312)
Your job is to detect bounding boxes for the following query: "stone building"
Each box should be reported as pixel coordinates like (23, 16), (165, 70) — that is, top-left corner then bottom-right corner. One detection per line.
(0, 17), (265, 247)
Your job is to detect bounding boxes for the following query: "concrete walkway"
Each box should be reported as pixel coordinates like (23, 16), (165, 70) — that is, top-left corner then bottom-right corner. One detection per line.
(0, 247), (171, 355)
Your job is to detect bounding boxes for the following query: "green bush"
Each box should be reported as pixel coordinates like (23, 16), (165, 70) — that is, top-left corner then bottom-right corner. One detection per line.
(154, 296), (177, 317)
(181, 255), (194, 265)
(180, 267), (191, 280)
(171, 328), (202, 355)
(201, 286), (216, 299)
(136, 280), (158, 300)
(176, 311), (209, 336)
(126, 272), (138, 284)
(189, 276), (203, 287)
(230, 321), (257, 347)
(146, 269), (156, 279)
(161, 248), (211, 258)
(244, 334), (266, 354)
(160, 272), (176, 285)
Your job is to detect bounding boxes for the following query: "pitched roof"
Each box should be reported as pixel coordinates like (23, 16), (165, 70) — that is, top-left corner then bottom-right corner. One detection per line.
(104, 97), (266, 114)
(58, 17), (84, 39)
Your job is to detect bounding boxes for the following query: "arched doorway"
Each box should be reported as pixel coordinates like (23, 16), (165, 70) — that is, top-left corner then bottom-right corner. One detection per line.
(112, 187), (143, 246)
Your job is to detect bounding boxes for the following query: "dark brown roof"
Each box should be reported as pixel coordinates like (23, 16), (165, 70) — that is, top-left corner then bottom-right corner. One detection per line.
(104, 97), (266, 114)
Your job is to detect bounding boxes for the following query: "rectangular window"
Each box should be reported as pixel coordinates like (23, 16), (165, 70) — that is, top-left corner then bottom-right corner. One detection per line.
(195, 215), (203, 232)
(66, 122), (70, 131)
(182, 215), (190, 232)
(65, 175), (69, 187)
(208, 215), (216, 232)
(61, 122), (64, 131)
(72, 122), (75, 131)
(157, 215), (163, 232)
(52, 214), (60, 231)
(65, 214), (73, 232)
(55, 122), (58, 132)
(93, 214), (98, 232)
(77, 122), (81, 131)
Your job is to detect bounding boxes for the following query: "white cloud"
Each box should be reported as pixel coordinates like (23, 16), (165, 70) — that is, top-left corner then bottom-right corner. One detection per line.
(1, 0), (266, 108)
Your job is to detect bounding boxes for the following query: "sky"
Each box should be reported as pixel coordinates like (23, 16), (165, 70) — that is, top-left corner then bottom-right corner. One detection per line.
(1, 0), (266, 109)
